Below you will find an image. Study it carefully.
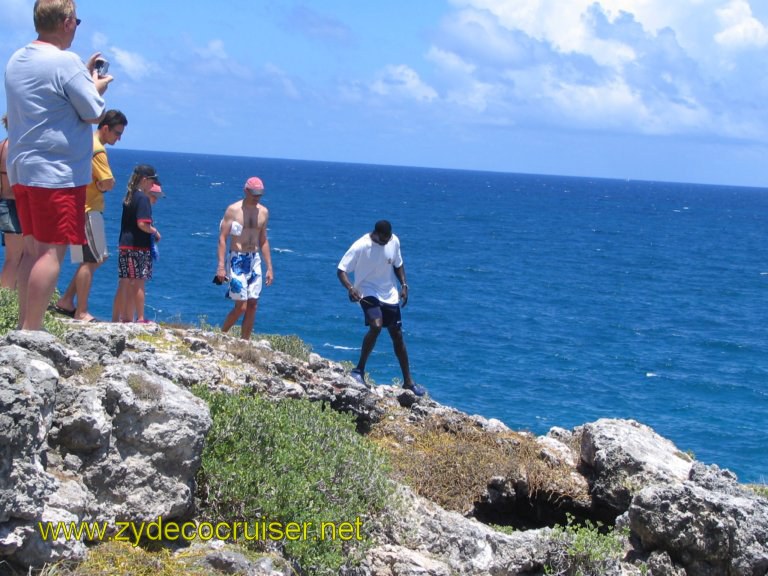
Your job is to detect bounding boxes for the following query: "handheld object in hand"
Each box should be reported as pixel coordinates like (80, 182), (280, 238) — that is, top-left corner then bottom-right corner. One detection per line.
(94, 59), (109, 77)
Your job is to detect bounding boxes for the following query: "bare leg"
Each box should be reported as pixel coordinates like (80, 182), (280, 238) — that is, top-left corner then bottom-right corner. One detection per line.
(19, 240), (67, 330)
(356, 320), (382, 372)
(112, 279), (126, 321)
(0, 233), (23, 289)
(389, 325), (414, 386)
(222, 301), (246, 333)
(69, 261), (101, 321)
(121, 279), (138, 323)
(16, 236), (36, 327)
(135, 279), (146, 321)
(240, 299), (259, 340)
(56, 267), (79, 312)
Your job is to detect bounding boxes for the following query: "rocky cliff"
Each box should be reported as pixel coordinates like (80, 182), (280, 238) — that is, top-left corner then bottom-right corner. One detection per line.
(1, 323), (766, 575)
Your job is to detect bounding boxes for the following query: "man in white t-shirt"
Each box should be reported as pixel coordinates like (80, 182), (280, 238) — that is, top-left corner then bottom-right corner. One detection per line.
(337, 220), (426, 396)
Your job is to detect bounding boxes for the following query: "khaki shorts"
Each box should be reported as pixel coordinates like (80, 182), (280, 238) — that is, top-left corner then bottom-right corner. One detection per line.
(71, 211), (108, 264)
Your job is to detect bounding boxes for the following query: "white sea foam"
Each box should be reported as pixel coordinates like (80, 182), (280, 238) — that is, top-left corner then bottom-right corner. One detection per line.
(323, 343), (358, 351)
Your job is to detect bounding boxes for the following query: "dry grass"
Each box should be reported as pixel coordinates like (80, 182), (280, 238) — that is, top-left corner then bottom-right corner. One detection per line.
(127, 374), (163, 401)
(370, 408), (588, 514)
(78, 364), (105, 386)
(228, 339), (270, 367)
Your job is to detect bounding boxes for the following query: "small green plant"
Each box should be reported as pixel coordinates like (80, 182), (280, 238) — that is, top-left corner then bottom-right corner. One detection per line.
(27, 540), (275, 576)
(0, 287), (67, 338)
(748, 483), (768, 499)
(157, 314), (195, 330)
(196, 389), (395, 575)
(491, 524), (518, 536)
(545, 514), (627, 576)
(197, 314), (217, 332)
(259, 333), (312, 361)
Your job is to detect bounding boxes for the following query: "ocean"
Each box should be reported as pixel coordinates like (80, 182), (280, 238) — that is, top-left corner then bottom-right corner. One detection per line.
(50, 148), (768, 483)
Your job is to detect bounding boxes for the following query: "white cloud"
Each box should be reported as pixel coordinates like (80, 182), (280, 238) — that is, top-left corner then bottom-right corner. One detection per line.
(445, 80), (499, 112)
(370, 65), (438, 103)
(431, 0), (768, 139)
(191, 40), (252, 79)
(264, 63), (302, 100)
(197, 39), (229, 61)
(426, 46), (475, 75)
(715, 0), (768, 49)
(110, 47), (154, 81)
(91, 32), (109, 52)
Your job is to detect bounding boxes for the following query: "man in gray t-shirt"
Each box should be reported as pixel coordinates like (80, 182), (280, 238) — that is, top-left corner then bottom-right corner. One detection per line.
(4, 0), (111, 330)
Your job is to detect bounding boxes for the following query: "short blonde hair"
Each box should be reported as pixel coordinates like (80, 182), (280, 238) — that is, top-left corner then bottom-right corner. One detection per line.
(33, 0), (76, 33)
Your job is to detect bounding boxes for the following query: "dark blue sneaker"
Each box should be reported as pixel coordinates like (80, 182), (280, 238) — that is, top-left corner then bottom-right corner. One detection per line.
(403, 383), (427, 397)
(350, 368), (366, 385)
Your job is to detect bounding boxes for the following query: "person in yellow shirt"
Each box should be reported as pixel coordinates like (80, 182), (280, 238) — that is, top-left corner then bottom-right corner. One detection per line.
(54, 109), (127, 322)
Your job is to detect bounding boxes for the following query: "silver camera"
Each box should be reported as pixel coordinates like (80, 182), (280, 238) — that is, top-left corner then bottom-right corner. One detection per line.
(94, 59), (110, 77)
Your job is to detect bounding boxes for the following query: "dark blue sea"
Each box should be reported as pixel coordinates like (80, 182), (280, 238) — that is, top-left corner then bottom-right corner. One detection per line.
(55, 149), (768, 483)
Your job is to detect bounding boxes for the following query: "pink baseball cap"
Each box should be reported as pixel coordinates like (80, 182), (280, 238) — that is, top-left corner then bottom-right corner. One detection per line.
(244, 176), (264, 194)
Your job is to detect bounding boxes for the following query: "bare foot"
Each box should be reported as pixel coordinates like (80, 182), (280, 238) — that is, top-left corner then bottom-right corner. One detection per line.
(73, 313), (96, 323)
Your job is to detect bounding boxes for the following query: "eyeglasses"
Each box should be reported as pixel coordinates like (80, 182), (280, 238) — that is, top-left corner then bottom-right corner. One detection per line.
(64, 15), (81, 26)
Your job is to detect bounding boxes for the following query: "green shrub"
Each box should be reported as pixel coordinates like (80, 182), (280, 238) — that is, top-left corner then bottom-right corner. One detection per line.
(545, 514), (627, 576)
(749, 483), (768, 499)
(0, 287), (66, 338)
(196, 389), (394, 575)
(259, 333), (312, 361)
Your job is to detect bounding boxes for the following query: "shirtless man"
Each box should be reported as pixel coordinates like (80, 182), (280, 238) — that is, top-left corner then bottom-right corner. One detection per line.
(215, 176), (273, 340)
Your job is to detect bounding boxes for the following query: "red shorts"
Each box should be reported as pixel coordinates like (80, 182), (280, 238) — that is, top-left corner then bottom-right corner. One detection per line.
(13, 184), (86, 245)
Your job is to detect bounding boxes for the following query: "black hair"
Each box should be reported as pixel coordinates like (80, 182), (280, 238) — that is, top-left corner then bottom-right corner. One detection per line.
(374, 220), (392, 237)
(99, 109), (128, 129)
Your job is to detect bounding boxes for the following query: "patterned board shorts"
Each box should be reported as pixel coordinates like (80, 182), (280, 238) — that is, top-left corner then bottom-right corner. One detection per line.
(226, 251), (262, 301)
(118, 248), (153, 279)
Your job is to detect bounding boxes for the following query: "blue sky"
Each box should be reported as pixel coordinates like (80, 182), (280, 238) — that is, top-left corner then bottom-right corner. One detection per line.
(2, 0), (768, 187)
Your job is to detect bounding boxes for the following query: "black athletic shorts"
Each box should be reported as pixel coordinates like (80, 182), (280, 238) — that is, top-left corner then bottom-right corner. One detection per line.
(360, 296), (402, 328)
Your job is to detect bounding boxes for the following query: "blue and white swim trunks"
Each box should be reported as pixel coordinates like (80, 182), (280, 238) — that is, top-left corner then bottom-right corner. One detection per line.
(226, 251), (263, 301)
